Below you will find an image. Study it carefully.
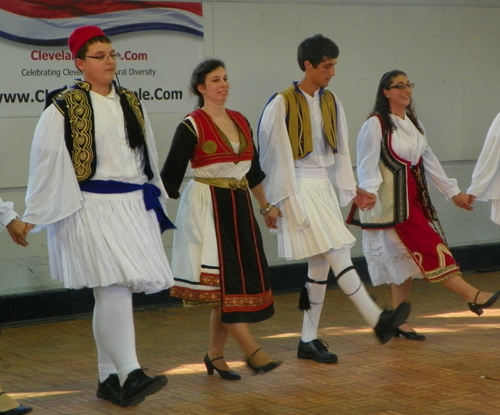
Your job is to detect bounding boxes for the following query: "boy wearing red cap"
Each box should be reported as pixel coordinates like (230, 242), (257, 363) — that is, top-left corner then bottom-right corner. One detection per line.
(23, 26), (173, 407)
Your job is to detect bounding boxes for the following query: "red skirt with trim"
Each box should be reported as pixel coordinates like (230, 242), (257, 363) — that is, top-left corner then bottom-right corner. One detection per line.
(394, 167), (460, 282)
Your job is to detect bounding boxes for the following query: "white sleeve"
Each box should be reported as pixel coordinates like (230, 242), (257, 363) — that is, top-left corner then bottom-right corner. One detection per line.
(356, 116), (384, 195)
(258, 94), (298, 205)
(467, 112), (500, 200)
(258, 94), (309, 229)
(328, 95), (357, 207)
(0, 197), (18, 230)
(23, 105), (83, 227)
(421, 138), (460, 199)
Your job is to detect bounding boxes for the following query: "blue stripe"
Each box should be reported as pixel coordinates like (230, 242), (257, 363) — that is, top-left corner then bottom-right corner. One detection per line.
(0, 23), (202, 46)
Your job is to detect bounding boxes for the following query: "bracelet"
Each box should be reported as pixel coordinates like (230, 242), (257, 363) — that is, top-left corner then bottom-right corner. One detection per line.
(259, 203), (274, 215)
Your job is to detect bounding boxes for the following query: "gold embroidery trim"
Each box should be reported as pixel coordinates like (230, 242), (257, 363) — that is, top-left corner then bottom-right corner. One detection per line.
(215, 126), (248, 155)
(194, 176), (249, 190)
(54, 83), (93, 182)
(223, 291), (274, 310)
(170, 286), (221, 303)
(413, 243), (460, 282)
(280, 85), (337, 160)
(202, 140), (217, 154)
(200, 272), (221, 286)
(170, 287), (273, 310)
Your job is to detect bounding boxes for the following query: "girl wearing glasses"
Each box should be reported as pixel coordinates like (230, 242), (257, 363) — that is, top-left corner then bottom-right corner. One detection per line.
(348, 69), (499, 340)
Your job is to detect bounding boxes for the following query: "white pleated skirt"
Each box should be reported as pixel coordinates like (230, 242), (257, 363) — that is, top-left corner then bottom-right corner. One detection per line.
(277, 176), (356, 260)
(170, 180), (219, 292)
(362, 228), (424, 286)
(46, 190), (174, 294)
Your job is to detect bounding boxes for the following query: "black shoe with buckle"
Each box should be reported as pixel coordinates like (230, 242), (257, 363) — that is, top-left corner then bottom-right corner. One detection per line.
(121, 369), (168, 405)
(297, 339), (338, 363)
(374, 302), (411, 344)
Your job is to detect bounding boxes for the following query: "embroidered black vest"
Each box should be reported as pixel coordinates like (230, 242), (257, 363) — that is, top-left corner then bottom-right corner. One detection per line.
(49, 81), (153, 183)
(347, 114), (440, 229)
(347, 114), (410, 229)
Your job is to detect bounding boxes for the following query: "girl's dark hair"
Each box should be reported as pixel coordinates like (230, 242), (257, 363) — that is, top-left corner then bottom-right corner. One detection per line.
(75, 36), (111, 60)
(370, 69), (423, 134)
(190, 59), (226, 108)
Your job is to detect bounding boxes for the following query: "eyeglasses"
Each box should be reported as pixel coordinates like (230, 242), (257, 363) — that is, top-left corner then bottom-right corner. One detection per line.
(387, 82), (415, 90)
(84, 52), (121, 61)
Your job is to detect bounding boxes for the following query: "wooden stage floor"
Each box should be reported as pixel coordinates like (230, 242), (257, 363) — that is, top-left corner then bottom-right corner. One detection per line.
(2, 272), (500, 415)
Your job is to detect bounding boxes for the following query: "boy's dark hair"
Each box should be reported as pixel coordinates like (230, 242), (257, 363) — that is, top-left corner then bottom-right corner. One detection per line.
(297, 34), (339, 71)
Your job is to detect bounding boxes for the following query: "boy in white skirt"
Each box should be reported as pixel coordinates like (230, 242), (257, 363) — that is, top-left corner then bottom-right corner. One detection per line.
(258, 34), (410, 363)
(23, 26), (173, 406)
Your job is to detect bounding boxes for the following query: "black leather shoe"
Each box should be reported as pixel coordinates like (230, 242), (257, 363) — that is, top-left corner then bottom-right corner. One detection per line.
(297, 339), (338, 363)
(204, 354), (241, 380)
(374, 302), (411, 344)
(121, 369), (168, 404)
(394, 328), (426, 341)
(246, 348), (282, 374)
(468, 290), (500, 316)
(0, 405), (32, 415)
(96, 373), (144, 407)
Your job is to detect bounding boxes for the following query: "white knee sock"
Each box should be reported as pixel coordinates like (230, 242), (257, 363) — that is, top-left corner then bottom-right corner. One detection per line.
(324, 247), (382, 327)
(301, 255), (330, 342)
(93, 285), (140, 385)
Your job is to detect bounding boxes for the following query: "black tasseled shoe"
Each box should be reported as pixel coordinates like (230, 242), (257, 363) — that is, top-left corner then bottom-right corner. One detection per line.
(374, 302), (411, 344)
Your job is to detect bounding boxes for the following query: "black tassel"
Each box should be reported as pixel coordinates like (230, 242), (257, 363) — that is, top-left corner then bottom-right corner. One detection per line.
(298, 285), (311, 310)
(117, 87), (146, 150)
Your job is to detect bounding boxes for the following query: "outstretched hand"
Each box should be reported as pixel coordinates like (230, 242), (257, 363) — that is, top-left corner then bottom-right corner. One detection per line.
(353, 187), (376, 211)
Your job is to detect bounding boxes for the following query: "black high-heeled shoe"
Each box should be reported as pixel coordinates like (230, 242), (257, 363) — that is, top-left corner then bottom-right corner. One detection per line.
(468, 290), (500, 316)
(246, 348), (282, 375)
(204, 354), (241, 380)
(394, 328), (426, 341)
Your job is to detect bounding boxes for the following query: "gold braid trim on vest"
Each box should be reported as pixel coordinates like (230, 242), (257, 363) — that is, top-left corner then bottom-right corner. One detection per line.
(53, 81), (93, 182)
(120, 87), (146, 139)
(51, 81), (149, 183)
(279, 85), (337, 160)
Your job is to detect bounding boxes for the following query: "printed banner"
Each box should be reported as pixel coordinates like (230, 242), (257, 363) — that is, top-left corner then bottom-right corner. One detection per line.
(0, 1), (204, 117)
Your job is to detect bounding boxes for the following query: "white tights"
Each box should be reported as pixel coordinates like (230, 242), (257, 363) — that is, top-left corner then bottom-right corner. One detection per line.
(93, 285), (140, 385)
(301, 246), (382, 342)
